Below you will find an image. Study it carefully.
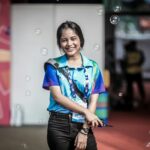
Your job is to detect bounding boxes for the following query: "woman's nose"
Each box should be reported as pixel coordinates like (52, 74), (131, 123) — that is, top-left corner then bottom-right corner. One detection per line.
(67, 40), (72, 46)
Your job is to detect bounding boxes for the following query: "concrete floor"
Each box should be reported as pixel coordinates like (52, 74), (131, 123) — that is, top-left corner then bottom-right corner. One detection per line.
(0, 107), (149, 150)
(0, 126), (48, 150)
(1, 80), (150, 149)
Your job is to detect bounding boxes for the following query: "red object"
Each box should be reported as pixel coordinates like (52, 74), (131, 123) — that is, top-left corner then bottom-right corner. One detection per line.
(139, 17), (150, 30)
(0, 0), (11, 125)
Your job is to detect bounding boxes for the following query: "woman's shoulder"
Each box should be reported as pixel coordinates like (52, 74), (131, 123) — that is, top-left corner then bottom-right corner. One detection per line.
(44, 55), (66, 70)
(46, 55), (65, 63)
(82, 54), (98, 68)
(88, 58), (99, 68)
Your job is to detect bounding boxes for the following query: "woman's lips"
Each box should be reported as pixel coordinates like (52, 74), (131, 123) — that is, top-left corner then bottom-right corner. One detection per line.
(66, 47), (75, 51)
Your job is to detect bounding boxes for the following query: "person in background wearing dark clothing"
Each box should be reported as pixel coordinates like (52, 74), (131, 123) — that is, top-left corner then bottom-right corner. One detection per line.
(122, 41), (146, 109)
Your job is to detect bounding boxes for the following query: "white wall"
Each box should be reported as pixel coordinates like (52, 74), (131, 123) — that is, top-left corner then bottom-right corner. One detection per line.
(10, 4), (105, 125)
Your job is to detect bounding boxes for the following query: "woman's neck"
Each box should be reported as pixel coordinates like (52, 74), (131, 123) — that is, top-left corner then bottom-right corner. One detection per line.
(68, 54), (80, 61)
(67, 53), (82, 68)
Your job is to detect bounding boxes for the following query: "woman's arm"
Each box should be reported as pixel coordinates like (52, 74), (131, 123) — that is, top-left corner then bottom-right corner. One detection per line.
(83, 93), (103, 128)
(74, 94), (103, 150)
(88, 93), (99, 113)
(50, 86), (102, 124)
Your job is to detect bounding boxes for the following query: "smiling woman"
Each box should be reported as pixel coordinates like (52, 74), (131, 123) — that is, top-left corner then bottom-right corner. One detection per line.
(42, 21), (106, 150)
(57, 22), (83, 67)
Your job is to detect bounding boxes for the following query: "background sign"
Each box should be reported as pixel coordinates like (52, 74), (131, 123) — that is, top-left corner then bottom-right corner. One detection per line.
(0, 0), (10, 125)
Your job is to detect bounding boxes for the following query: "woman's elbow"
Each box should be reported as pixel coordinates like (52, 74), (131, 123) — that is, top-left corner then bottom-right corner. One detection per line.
(49, 86), (62, 100)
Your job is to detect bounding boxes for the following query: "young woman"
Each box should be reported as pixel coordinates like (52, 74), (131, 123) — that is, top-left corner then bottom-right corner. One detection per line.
(43, 21), (105, 150)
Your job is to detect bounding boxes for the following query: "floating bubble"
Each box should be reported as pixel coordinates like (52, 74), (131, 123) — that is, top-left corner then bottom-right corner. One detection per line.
(21, 143), (28, 149)
(15, 104), (21, 110)
(94, 44), (100, 50)
(41, 48), (48, 56)
(133, 101), (139, 108)
(118, 92), (123, 97)
(25, 75), (31, 81)
(97, 8), (103, 15)
(38, 119), (45, 125)
(25, 90), (31, 96)
(146, 142), (150, 147)
(35, 28), (41, 35)
(113, 6), (122, 12)
(110, 15), (120, 25)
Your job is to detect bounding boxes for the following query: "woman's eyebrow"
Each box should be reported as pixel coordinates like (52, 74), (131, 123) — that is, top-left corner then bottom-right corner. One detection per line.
(61, 35), (77, 39)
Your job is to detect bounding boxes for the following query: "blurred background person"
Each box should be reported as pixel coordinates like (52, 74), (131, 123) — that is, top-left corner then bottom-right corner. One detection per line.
(121, 40), (146, 109)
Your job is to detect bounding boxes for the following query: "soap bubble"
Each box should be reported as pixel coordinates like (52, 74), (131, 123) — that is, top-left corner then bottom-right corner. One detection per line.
(94, 44), (100, 50)
(25, 90), (31, 96)
(97, 8), (103, 15)
(25, 75), (31, 81)
(118, 92), (123, 97)
(40, 48), (48, 56)
(110, 15), (120, 25)
(35, 28), (41, 35)
(113, 6), (121, 12)
(15, 104), (21, 110)
(21, 143), (28, 149)
(146, 142), (150, 148)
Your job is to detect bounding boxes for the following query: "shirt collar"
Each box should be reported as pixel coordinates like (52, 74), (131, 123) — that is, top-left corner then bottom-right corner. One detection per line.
(81, 52), (93, 67)
(55, 52), (93, 68)
(54, 54), (67, 68)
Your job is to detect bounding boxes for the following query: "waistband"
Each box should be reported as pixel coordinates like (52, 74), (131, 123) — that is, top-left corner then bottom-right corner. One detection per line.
(49, 111), (72, 119)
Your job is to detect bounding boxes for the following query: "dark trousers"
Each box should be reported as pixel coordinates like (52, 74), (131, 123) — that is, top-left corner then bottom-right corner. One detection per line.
(126, 73), (145, 101)
(47, 111), (98, 150)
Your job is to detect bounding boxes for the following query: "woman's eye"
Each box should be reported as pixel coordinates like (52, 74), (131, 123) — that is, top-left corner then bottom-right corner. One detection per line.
(61, 39), (67, 42)
(71, 37), (77, 41)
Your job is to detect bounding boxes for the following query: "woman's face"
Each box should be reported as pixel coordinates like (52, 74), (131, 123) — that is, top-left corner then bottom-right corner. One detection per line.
(60, 28), (81, 57)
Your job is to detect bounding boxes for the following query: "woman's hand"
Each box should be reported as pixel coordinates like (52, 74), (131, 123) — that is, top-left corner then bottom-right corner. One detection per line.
(84, 109), (103, 128)
(74, 132), (88, 150)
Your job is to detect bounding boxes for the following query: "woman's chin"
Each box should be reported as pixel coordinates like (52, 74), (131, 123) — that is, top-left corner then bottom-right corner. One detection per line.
(65, 51), (76, 57)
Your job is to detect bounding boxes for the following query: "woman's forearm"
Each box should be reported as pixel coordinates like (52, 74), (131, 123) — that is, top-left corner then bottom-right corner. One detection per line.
(88, 93), (99, 113)
(51, 88), (87, 115)
(83, 93), (99, 128)
(50, 86), (100, 125)
(88, 101), (97, 113)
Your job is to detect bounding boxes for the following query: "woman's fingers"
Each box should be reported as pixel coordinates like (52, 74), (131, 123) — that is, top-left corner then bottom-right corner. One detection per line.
(92, 119), (100, 127)
(98, 118), (104, 127)
(85, 110), (104, 128)
(88, 117), (104, 128)
(75, 139), (85, 149)
(74, 132), (87, 150)
(75, 141), (86, 150)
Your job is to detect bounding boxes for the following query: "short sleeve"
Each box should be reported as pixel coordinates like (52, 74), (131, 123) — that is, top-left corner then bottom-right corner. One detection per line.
(92, 70), (106, 94)
(42, 64), (60, 90)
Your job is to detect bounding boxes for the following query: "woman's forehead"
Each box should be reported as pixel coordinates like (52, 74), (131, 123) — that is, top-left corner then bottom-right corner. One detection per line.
(61, 28), (78, 37)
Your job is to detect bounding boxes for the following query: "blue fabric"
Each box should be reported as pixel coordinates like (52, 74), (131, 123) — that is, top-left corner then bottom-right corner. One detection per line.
(42, 52), (105, 122)
(43, 64), (59, 90)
